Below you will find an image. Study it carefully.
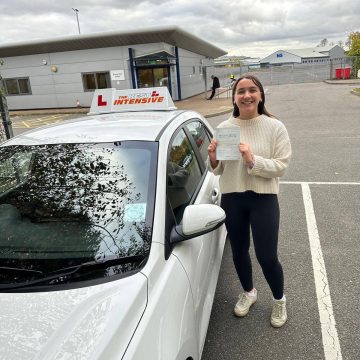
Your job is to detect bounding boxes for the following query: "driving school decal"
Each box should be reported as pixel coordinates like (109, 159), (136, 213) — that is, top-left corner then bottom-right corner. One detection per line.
(89, 87), (176, 114)
(113, 90), (164, 106)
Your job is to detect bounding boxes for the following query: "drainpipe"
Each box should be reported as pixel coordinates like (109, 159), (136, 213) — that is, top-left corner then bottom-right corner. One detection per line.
(175, 46), (182, 100)
(128, 48), (136, 89)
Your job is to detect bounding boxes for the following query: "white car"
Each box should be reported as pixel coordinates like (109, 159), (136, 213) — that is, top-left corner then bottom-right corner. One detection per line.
(0, 87), (226, 360)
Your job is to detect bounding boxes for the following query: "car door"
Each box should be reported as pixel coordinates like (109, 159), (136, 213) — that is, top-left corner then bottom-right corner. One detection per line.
(166, 119), (223, 353)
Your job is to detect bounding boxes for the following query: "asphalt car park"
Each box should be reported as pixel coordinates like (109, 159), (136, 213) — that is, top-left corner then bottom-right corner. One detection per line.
(0, 87), (227, 360)
(2, 81), (359, 359)
(10, 113), (86, 135)
(203, 82), (360, 360)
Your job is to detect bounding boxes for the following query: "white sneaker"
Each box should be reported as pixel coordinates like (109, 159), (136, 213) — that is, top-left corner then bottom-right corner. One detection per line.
(270, 299), (287, 328)
(234, 289), (257, 317)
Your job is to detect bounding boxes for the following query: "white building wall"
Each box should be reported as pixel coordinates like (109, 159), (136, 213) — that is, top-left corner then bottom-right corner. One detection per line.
(130, 42), (174, 58)
(177, 48), (206, 99)
(1, 46), (132, 110)
(1, 42), (209, 109)
(260, 50), (302, 65)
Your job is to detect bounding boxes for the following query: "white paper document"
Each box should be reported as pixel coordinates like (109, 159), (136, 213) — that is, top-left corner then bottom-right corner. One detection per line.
(215, 127), (241, 160)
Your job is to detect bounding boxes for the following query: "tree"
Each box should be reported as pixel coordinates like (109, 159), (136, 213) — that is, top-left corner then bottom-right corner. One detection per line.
(318, 38), (328, 47)
(347, 31), (360, 76)
(347, 31), (360, 55)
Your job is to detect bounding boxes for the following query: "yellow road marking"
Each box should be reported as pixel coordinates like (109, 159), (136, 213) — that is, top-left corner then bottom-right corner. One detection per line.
(13, 115), (70, 128)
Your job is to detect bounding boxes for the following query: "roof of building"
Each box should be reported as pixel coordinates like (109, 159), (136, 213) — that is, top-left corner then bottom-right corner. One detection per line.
(285, 47), (330, 58)
(313, 45), (339, 52)
(0, 25), (226, 59)
(260, 45), (341, 63)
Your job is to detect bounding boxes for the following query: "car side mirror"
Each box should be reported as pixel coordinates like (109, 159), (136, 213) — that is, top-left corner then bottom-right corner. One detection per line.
(170, 204), (226, 244)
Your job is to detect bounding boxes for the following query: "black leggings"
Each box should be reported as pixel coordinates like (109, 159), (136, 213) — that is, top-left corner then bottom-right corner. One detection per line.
(221, 191), (284, 300)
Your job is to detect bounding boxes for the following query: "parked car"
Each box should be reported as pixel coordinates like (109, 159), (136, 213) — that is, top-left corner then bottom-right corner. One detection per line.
(0, 87), (226, 360)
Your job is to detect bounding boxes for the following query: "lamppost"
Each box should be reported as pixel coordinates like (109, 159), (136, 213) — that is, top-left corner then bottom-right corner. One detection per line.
(0, 59), (14, 140)
(72, 8), (81, 34)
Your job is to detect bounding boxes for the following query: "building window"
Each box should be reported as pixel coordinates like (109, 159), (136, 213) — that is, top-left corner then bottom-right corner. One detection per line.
(4, 77), (31, 95)
(82, 72), (110, 91)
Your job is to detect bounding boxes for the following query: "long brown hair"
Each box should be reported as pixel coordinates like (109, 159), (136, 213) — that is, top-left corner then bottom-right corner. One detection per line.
(231, 74), (275, 118)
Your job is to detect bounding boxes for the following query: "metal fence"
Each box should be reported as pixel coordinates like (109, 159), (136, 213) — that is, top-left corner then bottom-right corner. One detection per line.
(204, 57), (359, 92)
(0, 119), (6, 143)
(0, 94), (14, 144)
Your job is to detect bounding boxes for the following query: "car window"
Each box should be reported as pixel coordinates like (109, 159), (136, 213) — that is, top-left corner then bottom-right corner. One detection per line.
(0, 141), (157, 288)
(167, 129), (202, 223)
(186, 120), (211, 164)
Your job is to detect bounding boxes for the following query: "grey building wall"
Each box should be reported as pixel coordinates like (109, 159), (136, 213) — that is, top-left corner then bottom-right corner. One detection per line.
(260, 50), (302, 66)
(1, 42), (208, 110)
(2, 46), (131, 109)
(328, 45), (345, 59)
(177, 48), (206, 99)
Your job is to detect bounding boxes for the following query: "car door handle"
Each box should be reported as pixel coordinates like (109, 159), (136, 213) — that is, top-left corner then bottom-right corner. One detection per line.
(211, 188), (220, 203)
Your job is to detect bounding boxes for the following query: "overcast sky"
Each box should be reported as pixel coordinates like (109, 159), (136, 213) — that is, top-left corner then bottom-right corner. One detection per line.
(0, 0), (359, 58)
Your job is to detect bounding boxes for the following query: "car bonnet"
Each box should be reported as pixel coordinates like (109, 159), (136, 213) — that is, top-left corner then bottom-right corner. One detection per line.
(0, 272), (147, 359)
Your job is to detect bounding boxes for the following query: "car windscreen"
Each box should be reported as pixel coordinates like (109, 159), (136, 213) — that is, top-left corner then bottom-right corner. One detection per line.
(0, 141), (157, 290)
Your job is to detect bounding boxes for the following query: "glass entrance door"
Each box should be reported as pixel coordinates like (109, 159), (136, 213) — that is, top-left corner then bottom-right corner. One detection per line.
(137, 67), (171, 93)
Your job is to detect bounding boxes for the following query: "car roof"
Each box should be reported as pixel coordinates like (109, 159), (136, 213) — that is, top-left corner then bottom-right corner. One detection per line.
(2, 110), (189, 146)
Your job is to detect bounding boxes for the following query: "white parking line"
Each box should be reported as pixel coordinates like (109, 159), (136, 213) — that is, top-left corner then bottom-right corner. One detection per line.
(281, 181), (352, 360)
(281, 181), (360, 185)
(301, 183), (342, 360)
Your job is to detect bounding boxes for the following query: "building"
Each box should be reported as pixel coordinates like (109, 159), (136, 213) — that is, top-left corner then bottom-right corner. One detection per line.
(211, 55), (260, 83)
(214, 55), (248, 66)
(260, 45), (345, 67)
(241, 57), (261, 69)
(0, 26), (226, 110)
(214, 55), (260, 68)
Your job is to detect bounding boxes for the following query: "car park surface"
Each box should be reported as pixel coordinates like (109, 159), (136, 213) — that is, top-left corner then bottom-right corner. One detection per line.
(0, 87), (227, 360)
(202, 82), (360, 360)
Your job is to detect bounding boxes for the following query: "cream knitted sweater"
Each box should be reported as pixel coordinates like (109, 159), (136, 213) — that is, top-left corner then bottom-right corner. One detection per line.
(208, 114), (292, 194)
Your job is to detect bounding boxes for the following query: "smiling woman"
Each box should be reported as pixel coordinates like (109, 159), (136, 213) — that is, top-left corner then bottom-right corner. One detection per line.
(207, 74), (292, 328)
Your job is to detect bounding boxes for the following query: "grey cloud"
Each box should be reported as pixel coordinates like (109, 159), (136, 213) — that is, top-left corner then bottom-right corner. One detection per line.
(0, 0), (359, 58)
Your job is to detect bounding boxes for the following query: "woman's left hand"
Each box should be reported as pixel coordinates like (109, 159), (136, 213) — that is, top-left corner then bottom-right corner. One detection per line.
(239, 142), (254, 165)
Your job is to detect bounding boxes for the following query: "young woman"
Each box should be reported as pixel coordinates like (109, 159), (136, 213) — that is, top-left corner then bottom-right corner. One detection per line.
(207, 74), (292, 328)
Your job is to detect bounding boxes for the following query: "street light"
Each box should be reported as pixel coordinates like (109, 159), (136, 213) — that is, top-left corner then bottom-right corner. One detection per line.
(72, 8), (81, 34)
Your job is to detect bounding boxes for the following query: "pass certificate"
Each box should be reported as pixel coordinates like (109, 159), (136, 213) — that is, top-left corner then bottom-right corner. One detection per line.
(215, 127), (241, 160)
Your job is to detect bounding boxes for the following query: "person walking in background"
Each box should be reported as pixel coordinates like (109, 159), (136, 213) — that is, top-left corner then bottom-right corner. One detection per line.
(207, 75), (220, 100)
(207, 74), (292, 328)
(229, 74), (236, 88)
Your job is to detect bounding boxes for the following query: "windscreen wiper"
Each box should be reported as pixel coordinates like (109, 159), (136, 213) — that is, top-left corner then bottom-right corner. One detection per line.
(0, 254), (146, 290)
(0, 267), (43, 276)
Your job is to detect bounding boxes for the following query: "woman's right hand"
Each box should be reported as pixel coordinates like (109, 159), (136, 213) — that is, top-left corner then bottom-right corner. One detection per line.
(208, 139), (219, 169)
